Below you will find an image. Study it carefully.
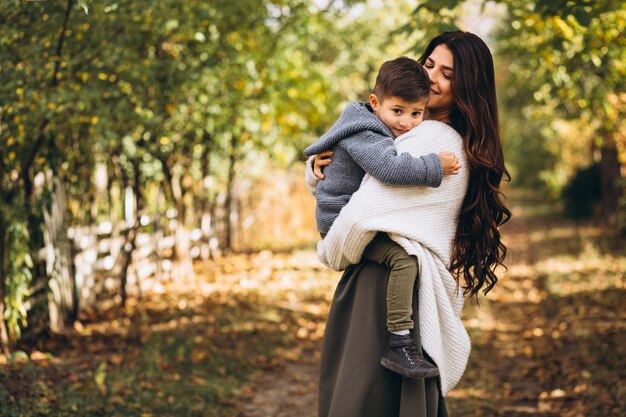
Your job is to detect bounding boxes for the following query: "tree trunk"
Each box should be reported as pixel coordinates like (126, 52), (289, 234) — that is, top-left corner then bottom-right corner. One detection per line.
(119, 161), (142, 307)
(161, 160), (194, 279)
(119, 220), (139, 308)
(224, 134), (239, 252)
(200, 137), (211, 216)
(174, 165), (194, 279)
(108, 159), (119, 225)
(199, 134), (215, 259)
(599, 132), (622, 221)
(43, 177), (77, 333)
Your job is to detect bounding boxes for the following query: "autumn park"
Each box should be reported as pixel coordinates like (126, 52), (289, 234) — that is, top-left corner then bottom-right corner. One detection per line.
(0, 0), (624, 416)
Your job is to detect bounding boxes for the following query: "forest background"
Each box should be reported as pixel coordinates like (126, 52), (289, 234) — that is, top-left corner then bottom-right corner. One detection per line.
(0, 0), (624, 416)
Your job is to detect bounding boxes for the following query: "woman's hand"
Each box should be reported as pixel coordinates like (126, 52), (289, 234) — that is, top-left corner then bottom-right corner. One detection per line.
(313, 150), (334, 179)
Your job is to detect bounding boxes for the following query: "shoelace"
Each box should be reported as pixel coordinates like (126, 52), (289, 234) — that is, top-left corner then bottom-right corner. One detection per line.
(402, 345), (422, 365)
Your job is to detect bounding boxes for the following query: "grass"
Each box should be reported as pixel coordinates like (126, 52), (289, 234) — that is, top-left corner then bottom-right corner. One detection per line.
(1, 303), (284, 416)
(0, 250), (336, 416)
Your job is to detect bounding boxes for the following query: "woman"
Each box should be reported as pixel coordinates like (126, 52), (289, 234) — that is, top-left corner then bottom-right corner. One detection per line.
(306, 31), (511, 417)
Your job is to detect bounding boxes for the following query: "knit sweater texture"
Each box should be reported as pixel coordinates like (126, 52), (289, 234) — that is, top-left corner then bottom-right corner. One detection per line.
(307, 120), (470, 396)
(304, 102), (442, 235)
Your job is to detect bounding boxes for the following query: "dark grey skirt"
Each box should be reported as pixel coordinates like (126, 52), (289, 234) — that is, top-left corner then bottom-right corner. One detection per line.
(318, 260), (448, 417)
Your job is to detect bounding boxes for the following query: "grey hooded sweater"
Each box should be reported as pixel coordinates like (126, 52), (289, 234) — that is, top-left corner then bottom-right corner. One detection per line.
(304, 102), (442, 235)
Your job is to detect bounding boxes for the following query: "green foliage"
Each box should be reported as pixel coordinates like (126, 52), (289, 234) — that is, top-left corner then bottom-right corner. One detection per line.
(1, 0), (441, 341)
(561, 163), (602, 219)
(395, 0), (463, 54)
(500, 111), (556, 189)
(76, 0), (92, 15)
(496, 0), (626, 191)
(0, 281), (316, 416)
(1, 211), (33, 340)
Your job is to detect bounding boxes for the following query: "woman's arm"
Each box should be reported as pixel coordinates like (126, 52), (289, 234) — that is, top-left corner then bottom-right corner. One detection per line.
(317, 121), (468, 270)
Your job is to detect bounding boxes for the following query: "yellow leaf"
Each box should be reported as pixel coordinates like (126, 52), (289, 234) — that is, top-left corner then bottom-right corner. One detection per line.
(553, 16), (574, 40)
(110, 353), (123, 365)
(94, 361), (107, 395)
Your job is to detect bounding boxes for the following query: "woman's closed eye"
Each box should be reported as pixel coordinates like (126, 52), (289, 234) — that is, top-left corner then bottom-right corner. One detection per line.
(425, 59), (453, 79)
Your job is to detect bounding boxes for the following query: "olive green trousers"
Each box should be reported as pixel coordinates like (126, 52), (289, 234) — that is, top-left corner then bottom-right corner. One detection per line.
(363, 233), (418, 332)
(318, 260), (447, 417)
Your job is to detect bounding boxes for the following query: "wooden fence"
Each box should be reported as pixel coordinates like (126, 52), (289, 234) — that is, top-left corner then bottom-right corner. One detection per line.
(24, 165), (319, 326)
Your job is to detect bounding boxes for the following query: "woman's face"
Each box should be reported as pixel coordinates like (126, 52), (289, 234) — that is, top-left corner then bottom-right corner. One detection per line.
(423, 44), (454, 112)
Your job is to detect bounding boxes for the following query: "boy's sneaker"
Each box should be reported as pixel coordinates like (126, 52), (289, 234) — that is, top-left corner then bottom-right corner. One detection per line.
(380, 333), (439, 378)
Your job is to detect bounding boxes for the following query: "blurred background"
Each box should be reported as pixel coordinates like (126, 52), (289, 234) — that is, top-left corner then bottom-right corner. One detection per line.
(0, 1), (624, 416)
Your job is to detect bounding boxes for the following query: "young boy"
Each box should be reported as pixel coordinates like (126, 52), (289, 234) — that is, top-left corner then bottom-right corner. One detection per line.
(304, 56), (461, 379)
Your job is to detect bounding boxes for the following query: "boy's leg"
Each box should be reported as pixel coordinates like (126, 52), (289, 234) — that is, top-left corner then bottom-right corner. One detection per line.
(363, 233), (439, 379)
(363, 233), (417, 332)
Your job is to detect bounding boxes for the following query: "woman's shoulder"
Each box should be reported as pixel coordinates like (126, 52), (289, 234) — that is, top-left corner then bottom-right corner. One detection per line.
(417, 120), (461, 139)
(395, 120), (461, 150)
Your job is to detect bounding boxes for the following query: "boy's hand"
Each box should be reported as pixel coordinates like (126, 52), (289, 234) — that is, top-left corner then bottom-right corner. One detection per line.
(313, 150), (334, 179)
(438, 151), (461, 175)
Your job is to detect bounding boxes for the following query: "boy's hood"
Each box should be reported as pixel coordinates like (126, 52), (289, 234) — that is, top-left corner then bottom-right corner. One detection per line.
(303, 102), (393, 156)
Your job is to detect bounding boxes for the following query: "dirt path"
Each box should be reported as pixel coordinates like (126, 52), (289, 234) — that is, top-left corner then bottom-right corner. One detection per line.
(237, 360), (319, 417)
(448, 200), (625, 416)
(234, 200), (625, 417)
(231, 250), (335, 417)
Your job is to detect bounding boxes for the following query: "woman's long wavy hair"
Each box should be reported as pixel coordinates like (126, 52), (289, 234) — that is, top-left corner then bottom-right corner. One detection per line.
(419, 31), (511, 298)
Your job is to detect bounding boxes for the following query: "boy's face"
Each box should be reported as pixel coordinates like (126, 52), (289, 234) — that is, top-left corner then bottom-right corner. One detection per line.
(369, 94), (429, 138)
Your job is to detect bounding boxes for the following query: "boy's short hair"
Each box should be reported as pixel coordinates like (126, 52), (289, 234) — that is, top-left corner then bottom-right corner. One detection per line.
(373, 56), (430, 102)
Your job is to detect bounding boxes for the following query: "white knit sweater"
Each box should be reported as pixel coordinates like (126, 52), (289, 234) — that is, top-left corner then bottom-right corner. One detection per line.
(306, 120), (471, 396)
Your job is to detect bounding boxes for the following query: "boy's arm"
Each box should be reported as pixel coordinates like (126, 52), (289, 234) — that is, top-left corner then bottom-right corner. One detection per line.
(344, 133), (443, 187)
(304, 156), (319, 195)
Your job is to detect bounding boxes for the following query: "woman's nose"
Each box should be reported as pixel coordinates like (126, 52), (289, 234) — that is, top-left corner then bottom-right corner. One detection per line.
(425, 68), (436, 83)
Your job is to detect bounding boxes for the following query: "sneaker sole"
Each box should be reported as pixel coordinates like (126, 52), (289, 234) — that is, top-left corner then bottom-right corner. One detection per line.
(380, 358), (440, 379)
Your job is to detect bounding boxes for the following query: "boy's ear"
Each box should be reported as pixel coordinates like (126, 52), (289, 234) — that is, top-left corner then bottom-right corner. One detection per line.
(369, 94), (379, 111)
